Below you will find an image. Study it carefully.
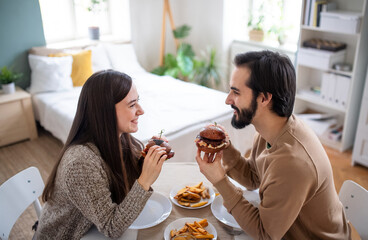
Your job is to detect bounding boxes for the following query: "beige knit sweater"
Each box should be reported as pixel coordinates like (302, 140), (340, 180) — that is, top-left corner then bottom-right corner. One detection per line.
(35, 143), (152, 240)
(214, 115), (350, 240)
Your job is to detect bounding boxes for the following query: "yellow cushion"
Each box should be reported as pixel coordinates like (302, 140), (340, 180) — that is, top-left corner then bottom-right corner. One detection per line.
(49, 50), (93, 86)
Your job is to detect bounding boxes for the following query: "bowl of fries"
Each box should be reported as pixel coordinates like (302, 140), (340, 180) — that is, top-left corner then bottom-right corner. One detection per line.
(170, 182), (215, 209)
(164, 217), (217, 240)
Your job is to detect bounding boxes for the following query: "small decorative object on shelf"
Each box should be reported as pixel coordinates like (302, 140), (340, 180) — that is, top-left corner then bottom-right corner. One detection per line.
(0, 66), (23, 94)
(328, 126), (343, 142)
(303, 38), (347, 52)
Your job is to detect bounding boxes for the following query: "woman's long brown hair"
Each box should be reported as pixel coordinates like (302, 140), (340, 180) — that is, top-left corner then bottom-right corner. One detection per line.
(42, 70), (143, 204)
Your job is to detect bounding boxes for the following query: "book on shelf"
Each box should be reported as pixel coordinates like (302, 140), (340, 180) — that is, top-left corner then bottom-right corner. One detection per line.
(312, 1), (327, 27)
(304, 0), (337, 26)
(304, 0), (312, 25)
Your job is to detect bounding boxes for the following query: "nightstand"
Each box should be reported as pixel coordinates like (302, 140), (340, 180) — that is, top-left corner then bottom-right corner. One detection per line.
(0, 87), (38, 147)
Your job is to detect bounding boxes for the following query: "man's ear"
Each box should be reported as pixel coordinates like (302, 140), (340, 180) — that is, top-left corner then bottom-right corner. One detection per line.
(259, 92), (272, 106)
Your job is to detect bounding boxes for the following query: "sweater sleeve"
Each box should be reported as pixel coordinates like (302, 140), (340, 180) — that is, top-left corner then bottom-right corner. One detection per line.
(222, 140), (260, 190)
(215, 157), (316, 240)
(62, 155), (152, 239)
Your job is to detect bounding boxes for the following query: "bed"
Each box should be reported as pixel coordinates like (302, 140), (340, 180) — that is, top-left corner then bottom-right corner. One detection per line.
(29, 43), (255, 162)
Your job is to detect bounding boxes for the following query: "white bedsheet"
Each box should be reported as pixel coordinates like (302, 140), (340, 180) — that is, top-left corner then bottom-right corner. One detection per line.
(32, 72), (255, 162)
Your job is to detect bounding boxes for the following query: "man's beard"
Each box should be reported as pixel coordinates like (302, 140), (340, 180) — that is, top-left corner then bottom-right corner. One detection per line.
(231, 96), (258, 129)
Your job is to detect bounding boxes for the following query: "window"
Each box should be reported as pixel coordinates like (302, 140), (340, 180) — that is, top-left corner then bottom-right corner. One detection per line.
(39, 0), (130, 44)
(239, 0), (302, 46)
(254, 0), (301, 44)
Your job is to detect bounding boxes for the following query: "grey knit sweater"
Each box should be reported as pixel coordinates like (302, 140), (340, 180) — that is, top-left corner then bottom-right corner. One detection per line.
(35, 143), (152, 240)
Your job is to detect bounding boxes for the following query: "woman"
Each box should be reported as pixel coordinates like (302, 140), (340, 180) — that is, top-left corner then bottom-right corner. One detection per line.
(35, 70), (167, 239)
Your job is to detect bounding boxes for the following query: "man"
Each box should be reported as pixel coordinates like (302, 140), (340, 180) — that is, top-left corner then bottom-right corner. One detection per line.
(196, 51), (350, 239)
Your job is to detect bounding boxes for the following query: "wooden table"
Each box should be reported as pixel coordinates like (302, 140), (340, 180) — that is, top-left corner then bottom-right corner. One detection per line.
(83, 162), (253, 240)
(138, 162), (253, 240)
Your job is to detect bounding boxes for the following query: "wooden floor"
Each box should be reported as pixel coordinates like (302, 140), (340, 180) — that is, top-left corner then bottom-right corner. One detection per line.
(1, 127), (368, 239)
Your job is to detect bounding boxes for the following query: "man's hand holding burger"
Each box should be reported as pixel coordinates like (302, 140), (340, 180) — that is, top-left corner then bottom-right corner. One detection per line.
(195, 123), (230, 184)
(195, 149), (226, 184)
(195, 123), (230, 162)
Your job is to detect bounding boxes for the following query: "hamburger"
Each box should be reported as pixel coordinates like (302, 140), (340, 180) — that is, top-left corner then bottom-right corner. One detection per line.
(142, 135), (175, 160)
(195, 125), (227, 153)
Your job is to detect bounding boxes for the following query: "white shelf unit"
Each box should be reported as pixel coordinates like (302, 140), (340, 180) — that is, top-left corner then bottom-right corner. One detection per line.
(295, 0), (368, 152)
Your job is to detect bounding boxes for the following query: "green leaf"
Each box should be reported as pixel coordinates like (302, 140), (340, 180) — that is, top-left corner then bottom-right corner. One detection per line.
(164, 68), (180, 78)
(177, 43), (195, 59)
(173, 25), (191, 39)
(177, 54), (193, 77)
(0, 66), (22, 84)
(151, 66), (167, 76)
(164, 54), (178, 68)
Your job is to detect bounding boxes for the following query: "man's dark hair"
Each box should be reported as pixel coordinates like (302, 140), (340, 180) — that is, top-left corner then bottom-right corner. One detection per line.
(234, 50), (296, 118)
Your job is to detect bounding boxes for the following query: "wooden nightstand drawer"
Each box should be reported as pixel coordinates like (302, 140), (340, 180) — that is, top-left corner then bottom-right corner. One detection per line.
(0, 87), (37, 147)
(0, 101), (29, 146)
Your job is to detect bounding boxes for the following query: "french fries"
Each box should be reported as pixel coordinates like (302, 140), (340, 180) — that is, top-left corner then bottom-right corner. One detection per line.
(174, 182), (211, 208)
(170, 219), (214, 240)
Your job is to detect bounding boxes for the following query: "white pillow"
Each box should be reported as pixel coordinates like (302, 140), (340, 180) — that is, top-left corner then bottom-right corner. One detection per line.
(103, 43), (146, 74)
(28, 54), (73, 94)
(85, 44), (112, 72)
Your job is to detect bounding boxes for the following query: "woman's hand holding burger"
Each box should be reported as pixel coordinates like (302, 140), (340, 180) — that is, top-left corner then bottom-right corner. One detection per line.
(138, 131), (175, 191)
(138, 145), (167, 191)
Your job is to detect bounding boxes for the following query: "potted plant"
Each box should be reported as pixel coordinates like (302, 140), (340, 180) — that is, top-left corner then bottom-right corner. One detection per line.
(191, 47), (221, 89)
(86, 0), (107, 40)
(247, 3), (266, 42)
(248, 14), (265, 42)
(0, 66), (22, 94)
(268, 25), (288, 45)
(151, 25), (222, 89)
(268, 1), (289, 46)
(151, 25), (195, 81)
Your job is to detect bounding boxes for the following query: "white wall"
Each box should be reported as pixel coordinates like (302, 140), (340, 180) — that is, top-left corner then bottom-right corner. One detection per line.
(129, 0), (247, 91)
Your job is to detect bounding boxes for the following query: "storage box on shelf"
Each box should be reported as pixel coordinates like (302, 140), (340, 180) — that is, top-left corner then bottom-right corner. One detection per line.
(296, 0), (368, 152)
(297, 48), (346, 70)
(320, 11), (362, 34)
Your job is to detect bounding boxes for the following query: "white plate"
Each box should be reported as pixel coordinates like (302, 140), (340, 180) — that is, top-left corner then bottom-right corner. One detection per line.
(210, 195), (242, 230)
(163, 217), (217, 240)
(129, 192), (172, 229)
(169, 183), (215, 209)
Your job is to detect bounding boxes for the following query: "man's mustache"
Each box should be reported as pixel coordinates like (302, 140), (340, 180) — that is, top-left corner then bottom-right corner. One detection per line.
(231, 105), (240, 114)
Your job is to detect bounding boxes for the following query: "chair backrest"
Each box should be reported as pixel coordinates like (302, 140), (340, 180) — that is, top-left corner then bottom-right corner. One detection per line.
(339, 180), (368, 239)
(0, 167), (44, 240)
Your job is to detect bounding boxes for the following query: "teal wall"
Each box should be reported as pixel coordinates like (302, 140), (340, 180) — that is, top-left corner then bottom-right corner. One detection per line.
(0, 0), (46, 89)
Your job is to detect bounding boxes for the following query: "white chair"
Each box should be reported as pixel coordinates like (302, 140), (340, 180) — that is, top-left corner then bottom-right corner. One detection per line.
(0, 167), (44, 240)
(339, 180), (368, 239)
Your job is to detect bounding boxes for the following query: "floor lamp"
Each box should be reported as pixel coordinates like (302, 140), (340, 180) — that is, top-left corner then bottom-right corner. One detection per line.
(160, 0), (179, 66)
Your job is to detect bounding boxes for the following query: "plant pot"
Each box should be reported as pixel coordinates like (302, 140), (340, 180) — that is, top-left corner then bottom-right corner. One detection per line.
(2, 82), (15, 94)
(249, 29), (264, 42)
(278, 33), (287, 46)
(88, 26), (100, 40)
